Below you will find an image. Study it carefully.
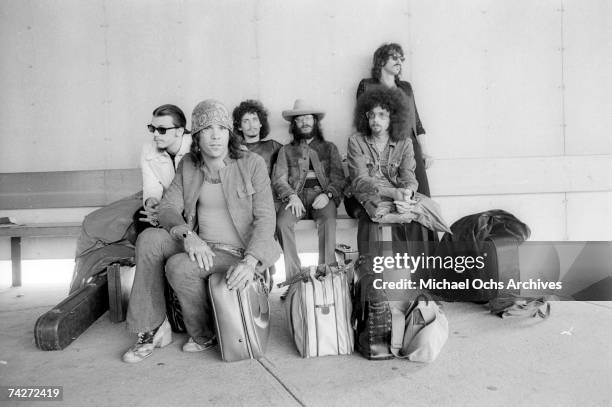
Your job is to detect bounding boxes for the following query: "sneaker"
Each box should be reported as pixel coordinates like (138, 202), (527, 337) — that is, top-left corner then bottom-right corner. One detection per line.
(182, 336), (217, 352)
(122, 318), (173, 363)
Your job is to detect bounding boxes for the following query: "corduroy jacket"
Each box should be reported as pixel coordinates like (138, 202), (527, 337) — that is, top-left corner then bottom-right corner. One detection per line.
(158, 151), (281, 270)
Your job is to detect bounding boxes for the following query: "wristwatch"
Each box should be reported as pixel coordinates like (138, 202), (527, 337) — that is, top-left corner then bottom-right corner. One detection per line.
(326, 191), (333, 199)
(182, 230), (194, 239)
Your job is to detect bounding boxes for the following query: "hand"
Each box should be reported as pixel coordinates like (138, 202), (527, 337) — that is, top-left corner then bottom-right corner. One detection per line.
(226, 256), (258, 290)
(144, 197), (160, 210)
(285, 194), (305, 218)
(394, 200), (416, 215)
(139, 207), (159, 226)
(423, 153), (434, 169)
(391, 188), (414, 202)
(139, 197), (160, 226)
(183, 233), (216, 271)
(311, 193), (330, 210)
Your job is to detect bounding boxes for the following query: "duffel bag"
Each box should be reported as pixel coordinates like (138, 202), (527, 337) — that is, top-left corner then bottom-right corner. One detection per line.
(389, 294), (449, 363)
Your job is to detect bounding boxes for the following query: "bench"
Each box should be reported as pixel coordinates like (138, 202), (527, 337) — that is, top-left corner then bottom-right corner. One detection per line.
(1, 169), (358, 287)
(0, 169), (142, 287)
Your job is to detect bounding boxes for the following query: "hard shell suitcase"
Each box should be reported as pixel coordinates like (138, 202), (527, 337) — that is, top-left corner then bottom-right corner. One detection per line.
(107, 263), (134, 323)
(208, 272), (270, 362)
(286, 265), (354, 358)
(34, 273), (109, 351)
(106, 263), (186, 332)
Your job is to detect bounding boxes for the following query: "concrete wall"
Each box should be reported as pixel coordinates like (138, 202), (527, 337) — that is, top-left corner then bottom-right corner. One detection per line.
(1, 0), (611, 261)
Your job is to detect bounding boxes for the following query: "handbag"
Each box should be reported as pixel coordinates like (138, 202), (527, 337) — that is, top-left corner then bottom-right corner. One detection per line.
(389, 294), (449, 363)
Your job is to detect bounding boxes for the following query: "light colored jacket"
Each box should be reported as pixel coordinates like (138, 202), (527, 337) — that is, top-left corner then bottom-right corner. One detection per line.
(158, 151), (281, 270)
(140, 135), (192, 205)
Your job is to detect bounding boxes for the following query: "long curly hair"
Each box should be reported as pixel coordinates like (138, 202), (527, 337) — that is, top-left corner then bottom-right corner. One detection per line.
(189, 128), (244, 167)
(232, 99), (270, 139)
(354, 86), (412, 142)
(370, 43), (404, 83)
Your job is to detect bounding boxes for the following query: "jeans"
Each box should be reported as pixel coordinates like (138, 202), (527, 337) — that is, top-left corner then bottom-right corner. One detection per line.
(165, 248), (241, 344)
(276, 186), (337, 280)
(126, 228), (183, 333)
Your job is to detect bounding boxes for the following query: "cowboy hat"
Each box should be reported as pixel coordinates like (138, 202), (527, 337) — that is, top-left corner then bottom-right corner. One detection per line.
(282, 99), (326, 121)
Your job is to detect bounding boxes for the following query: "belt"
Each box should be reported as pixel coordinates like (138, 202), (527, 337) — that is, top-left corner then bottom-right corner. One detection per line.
(206, 242), (245, 258)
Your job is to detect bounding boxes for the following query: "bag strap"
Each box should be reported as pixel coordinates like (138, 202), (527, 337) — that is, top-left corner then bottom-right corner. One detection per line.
(390, 302), (408, 357)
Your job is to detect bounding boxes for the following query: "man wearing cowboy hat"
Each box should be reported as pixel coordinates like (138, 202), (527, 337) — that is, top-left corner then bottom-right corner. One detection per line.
(272, 99), (345, 297)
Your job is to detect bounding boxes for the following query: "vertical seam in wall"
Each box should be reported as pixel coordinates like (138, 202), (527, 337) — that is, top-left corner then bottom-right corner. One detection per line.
(406, 0), (413, 81)
(101, 0), (111, 199)
(254, 0), (261, 99)
(560, 0), (567, 156)
(560, 1), (568, 240)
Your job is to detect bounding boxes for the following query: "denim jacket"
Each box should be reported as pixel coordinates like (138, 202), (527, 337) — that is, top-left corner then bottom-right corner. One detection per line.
(272, 138), (346, 206)
(346, 132), (418, 205)
(158, 151), (281, 270)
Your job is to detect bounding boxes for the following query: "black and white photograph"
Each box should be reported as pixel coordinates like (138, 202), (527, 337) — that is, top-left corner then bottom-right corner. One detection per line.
(1, 1), (611, 406)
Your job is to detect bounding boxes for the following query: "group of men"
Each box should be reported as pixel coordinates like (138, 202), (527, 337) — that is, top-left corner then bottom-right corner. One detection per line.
(140, 98), (345, 301)
(122, 42), (433, 362)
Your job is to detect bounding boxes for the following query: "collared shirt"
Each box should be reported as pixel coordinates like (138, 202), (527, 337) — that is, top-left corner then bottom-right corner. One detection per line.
(346, 132), (418, 204)
(140, 135), (192, 205)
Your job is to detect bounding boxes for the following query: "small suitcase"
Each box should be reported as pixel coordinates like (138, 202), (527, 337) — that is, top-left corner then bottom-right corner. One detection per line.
(106, 263), (187, 332)
(107, 263), (135, 323)
(208, 271), (270, 362)
(34, 273), (109, 351)
(286, 264), (354, 358)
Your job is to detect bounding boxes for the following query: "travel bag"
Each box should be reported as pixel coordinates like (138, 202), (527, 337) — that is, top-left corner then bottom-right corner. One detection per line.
(285, 264), (354, 358)
(107, 263), (134, 323)
(34, 273), (109, 351)
(106, 262), (186, 332)
(389, 295), (449, 363)
(208, 270), (270, 362)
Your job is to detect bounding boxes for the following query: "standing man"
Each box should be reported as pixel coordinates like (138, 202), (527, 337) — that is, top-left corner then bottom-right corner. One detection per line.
(272, 100), (345, 297)
(232, 99), (283, 177)
(137, 104), (192, 232)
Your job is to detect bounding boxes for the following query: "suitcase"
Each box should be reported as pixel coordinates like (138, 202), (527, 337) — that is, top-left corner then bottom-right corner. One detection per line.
(34, 273), (109, 351)
(107, 263), (134, 323)
(208, 271), (270, 362)
(286, 264), (354, 358)
(106, 263), (186, 332)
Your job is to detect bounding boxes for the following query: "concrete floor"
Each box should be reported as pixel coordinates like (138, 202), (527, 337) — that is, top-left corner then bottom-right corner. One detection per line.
(0, 285), (611, 407)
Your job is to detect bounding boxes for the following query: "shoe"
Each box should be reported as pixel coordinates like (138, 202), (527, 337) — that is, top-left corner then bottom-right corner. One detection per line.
(122, 318), (173, 363)
(182, 336), (217, 352)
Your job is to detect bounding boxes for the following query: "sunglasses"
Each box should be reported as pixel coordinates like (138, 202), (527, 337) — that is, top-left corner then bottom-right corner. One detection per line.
(388, 54), (405, 63)
(147, 124), (180, 135)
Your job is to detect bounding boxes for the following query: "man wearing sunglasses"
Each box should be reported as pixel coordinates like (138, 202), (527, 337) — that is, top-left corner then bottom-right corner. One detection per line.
(138, 104), (192, 231)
